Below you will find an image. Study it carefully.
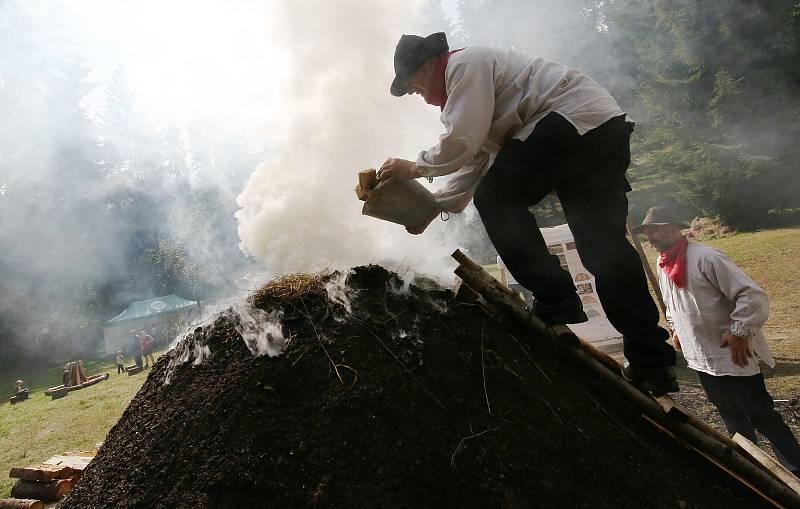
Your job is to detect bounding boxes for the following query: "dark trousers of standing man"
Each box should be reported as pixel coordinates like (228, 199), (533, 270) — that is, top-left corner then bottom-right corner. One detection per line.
(473, 112), (675, 370)
(697, 371), (800, 473)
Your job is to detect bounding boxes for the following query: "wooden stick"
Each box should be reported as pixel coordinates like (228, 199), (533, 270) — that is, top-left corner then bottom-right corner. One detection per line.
(0, 499), (45, 509)
(451, 248), (800, 509)
(626, 217), (668, 320)
(642, 415), (785, 508)
(734, 433), (800, 496)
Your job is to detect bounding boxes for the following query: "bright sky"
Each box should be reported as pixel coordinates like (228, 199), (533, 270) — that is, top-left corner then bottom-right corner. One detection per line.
(50, 0), (286, 134)
(46, 0), (458, 136)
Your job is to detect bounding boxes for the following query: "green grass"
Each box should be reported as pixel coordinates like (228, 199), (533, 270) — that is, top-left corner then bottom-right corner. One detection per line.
(0, 349), (167, 497)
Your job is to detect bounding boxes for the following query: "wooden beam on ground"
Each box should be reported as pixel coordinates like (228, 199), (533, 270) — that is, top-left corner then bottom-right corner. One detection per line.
(126, 365), (143, 376)
(734, 434), (800, 496)
(44, 385), (65, 397)
(49, 387), (68, 400)
(10, 478), (74, 502)
(10, 463), (82, 482)
(0, 499), (44, 509)
(451, 248), (800, 509)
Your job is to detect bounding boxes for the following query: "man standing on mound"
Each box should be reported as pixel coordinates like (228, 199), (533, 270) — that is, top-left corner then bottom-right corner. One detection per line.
(378, 32), (676, 393)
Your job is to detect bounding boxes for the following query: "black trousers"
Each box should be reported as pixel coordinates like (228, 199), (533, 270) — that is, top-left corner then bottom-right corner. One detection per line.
(474, 112), (674, 369)
(697, 371), (800, 470)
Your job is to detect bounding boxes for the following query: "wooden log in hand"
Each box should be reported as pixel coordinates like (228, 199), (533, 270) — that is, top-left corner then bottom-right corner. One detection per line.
(359, 169), (377, 192)
(10, 478), (74, 502)
(0, 499), (45, 509)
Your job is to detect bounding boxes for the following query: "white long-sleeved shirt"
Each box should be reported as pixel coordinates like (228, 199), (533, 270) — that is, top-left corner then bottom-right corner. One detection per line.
(658, 241), (774, 376)
(415, 46), (626, 213)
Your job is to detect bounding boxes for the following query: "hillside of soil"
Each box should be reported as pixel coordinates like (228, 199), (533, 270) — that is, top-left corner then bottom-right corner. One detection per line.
(58, 265), (769, 509)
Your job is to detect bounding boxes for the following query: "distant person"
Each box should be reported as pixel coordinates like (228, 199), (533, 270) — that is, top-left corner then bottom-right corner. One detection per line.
(497, 255), (534, 307)
(140, 330), (155, 368)
(634, 206), (800, 475)
(130, 330), (143, 369)
(116, 350), (126, 374)
(13, 379), (28, 401)
(149, 322), (160, 345)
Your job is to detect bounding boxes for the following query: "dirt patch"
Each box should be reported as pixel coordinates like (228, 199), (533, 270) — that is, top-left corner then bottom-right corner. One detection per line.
(59, 266), (771, 508)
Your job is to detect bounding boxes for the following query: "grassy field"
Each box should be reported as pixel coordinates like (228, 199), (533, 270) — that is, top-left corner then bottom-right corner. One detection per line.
(0, 227), (797, 498)
(0, 348), (167, 497)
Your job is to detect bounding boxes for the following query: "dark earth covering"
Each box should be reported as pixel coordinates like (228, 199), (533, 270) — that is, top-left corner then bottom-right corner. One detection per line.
(59, 265), (771, 508)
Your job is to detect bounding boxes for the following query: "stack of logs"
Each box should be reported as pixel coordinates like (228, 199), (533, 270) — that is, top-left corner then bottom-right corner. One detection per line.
(44, 361), (109, 400)
(0, 452), (94, 508)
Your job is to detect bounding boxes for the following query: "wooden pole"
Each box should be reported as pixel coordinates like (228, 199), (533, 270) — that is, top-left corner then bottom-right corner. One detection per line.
(0, 499), (45, 509)
(626, 217), (668, 320)
(451, 248), (800, 509)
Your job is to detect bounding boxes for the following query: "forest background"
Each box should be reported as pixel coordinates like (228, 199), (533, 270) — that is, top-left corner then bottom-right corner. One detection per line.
(1, 0), (797, 365)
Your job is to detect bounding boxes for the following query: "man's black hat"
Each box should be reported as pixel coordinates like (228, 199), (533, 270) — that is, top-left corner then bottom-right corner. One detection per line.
(390, 32), (449, 97)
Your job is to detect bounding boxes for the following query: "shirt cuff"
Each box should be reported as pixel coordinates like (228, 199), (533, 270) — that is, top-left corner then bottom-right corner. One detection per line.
(730, 322), (757, 339)
(415, 160), (436, 178)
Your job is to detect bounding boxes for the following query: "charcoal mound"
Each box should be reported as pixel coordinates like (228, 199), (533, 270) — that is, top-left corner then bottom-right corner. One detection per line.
(59, 265), (768, 508)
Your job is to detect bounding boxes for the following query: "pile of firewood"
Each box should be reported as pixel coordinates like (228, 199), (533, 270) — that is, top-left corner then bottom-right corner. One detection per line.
(44, 361), (108, 400)
(0, 452), (94, 508)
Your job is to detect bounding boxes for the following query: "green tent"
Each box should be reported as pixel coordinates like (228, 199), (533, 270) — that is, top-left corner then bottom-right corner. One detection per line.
(107, 294), (198, 324)
(103, 294), (199, 355)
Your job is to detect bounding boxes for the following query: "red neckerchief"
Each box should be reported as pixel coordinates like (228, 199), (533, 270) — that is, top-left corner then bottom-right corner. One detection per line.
(425, 48), (464, 110)
(659, 236), (689, 288)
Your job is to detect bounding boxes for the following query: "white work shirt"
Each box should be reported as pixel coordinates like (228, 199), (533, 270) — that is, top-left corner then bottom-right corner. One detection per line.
(416, 46), (626, 213)
(659, 241), (774, 376)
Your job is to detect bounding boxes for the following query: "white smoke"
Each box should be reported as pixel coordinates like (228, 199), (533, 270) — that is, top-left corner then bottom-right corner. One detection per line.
(232, 304), (286, 357)
(236, 0), (463, 279)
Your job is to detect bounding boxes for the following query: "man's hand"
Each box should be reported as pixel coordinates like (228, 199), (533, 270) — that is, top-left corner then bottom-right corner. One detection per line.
(671, 333), (682, 352)
(720, 331), (752, 367)
(378, 158), (419, 186)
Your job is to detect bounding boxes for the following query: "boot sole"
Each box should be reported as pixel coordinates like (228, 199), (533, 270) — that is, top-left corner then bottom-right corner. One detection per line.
(539, 310), (589, 325)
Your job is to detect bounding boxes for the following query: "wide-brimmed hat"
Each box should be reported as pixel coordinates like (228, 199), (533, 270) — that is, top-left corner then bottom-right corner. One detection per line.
(631, 206), (690, 233)
(390, 32), (449, 97)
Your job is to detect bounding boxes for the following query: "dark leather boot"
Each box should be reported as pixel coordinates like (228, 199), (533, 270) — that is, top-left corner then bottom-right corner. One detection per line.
(531, 294), (588, 325)
(622, 361), (679, 395)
